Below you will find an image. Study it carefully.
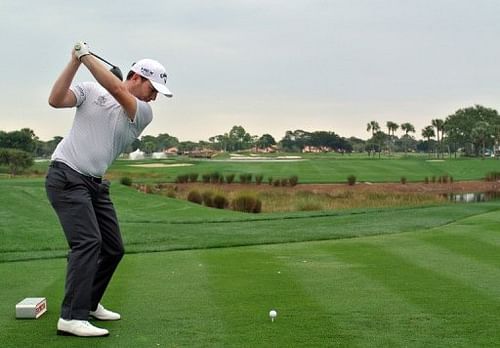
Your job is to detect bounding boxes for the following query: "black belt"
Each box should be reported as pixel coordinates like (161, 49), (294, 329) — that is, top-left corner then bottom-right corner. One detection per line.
(50, 161), (103, 184)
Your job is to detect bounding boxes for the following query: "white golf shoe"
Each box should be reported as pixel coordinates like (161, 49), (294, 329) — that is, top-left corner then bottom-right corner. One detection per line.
(89, 303), (121, 321)
(57, 318), (109, 337)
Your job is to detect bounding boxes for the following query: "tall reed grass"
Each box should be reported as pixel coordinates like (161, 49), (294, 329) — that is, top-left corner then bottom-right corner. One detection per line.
(160, 184), (447, 213)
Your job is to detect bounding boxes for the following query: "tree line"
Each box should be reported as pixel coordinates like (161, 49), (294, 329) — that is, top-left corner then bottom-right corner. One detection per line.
(1, 104), (499, 175)
(364, 105), (500, 158)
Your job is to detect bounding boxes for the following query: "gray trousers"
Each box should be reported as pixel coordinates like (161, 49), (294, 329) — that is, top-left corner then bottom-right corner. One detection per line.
(45, 162), (124, 320)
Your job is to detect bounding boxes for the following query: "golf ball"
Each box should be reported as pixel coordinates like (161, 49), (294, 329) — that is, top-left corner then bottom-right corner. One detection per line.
(269, 310), (277, 319)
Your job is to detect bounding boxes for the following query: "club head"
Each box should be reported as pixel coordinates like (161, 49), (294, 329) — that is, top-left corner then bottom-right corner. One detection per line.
(110, 66), (123, 81)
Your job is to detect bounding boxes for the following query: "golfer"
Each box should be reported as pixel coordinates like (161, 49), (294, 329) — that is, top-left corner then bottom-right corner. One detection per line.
(46, 41), (172, 337)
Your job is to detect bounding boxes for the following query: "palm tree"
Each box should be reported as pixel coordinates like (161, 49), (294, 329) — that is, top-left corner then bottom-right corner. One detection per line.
(386, 121), (399, 155)
(366, 121), (380, 156)
(401, 122), (415, 154)
(367, 121), (380, 136)
(432, 119), (445, 158)
(401, 122), (415, 135)
(386, 121), (399, 137)
(422, 126), (435, 158)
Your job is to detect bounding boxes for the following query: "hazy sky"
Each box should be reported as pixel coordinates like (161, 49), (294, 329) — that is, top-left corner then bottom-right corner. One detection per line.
(1, 0), (499, 141)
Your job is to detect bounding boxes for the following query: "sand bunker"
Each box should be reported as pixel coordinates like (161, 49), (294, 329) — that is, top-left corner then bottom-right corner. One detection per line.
(225, 155), (304, 162)
(129, 163), (194, 168)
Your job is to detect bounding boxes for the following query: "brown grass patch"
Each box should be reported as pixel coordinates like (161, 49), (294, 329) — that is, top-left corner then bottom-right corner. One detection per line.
(147, 181), (499, 212)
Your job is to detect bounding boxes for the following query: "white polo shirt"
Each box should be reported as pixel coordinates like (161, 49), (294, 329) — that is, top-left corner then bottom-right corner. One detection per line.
(52, 82), (153, 177)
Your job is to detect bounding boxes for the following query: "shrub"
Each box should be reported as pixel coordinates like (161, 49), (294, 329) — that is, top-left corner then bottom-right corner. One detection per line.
(424, 176), (429, 184)
(268, 177), (273, 185)
(231, 194), (262, 213)
(280, 178), (289, 187)
(400, 177), (407, 184)
(255, 174), (264, 185)
(289, 175), (299, 187)
(347, 175), (356, 186)
(239, 173), (252, 184)
(165, 189), (176, 198)
(273, 179), (281, 187)
(225, 173), (235, 184)
(431, 176), (436, 183)
(202, 191), (214, 207)
(188, 173), (199, 182)
(175, 174), (189, 183)
(210, 172), (221, 184)
(213, 194), (229, 209)
(120, 177), (132, 186)
(485, 171), (500, 181)
(202, 174), (211, 183)
(0, 148), (34, 175)
(187, 190), (203, 204)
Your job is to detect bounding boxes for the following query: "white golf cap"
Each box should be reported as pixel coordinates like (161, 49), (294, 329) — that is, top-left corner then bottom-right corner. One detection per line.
(130, 59), (173, 97)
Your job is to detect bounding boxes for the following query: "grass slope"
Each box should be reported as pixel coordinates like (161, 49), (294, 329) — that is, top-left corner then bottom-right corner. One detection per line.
(1, 179), (499, 262)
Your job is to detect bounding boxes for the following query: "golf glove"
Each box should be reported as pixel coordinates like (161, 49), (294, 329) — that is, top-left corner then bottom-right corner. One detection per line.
(74, 41), (90, 61)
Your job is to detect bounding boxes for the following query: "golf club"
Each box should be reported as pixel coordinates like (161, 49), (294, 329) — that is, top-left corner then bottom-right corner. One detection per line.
(90, 51), (123, 81)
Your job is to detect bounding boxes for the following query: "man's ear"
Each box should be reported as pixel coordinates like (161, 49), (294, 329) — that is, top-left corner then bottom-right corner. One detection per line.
(130, 73), (142, 82)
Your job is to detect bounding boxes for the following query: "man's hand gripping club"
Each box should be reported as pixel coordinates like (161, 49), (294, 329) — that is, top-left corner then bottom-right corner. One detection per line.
(74, 41), (91, 61)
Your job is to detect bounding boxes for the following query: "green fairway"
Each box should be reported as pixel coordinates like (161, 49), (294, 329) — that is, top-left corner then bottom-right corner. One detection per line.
(2, 208), (500, 347)
(2, 177), (500, 346)
(30, 155), (500, 184)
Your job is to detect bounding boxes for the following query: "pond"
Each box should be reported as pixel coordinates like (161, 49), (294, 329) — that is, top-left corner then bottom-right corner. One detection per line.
(446, 191), (500, 203)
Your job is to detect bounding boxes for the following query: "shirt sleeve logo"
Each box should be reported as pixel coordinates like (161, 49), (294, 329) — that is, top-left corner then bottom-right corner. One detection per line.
(75, 85), (85, 97)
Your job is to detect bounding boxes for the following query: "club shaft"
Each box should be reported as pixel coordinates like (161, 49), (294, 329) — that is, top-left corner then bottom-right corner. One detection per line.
(90, 52), (116, 68)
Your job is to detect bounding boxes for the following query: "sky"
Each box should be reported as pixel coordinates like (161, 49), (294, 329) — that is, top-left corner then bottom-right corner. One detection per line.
(1, 0), (500, 142)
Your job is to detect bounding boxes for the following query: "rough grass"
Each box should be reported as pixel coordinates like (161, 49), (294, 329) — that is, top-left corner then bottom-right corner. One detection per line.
(258, 189), (446, 212)
(151, 183), (447, 213)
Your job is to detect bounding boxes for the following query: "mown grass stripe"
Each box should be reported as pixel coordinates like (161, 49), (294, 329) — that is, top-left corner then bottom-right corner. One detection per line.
(109, 251), (229, 346)
(383, 235), (500, 301)
(322, 240), (500, 346)
(285, 243), (451, 347)
(199, 247), (349, 347)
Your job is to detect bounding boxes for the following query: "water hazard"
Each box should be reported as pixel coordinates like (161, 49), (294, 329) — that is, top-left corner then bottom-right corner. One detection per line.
(446, 191), (500, 203)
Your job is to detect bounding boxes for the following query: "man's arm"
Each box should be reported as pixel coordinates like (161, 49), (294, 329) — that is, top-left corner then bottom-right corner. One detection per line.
(49, 42), (138, 119)
(48, 53), (80, 108)
(78, 46), (137, 119)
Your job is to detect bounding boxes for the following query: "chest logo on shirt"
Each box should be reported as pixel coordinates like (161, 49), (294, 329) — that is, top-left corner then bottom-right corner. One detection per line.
(94, 95), (107, 107)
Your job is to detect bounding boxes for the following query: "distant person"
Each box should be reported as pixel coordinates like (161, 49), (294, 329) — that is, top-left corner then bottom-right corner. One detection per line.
(46, 41), (172, 337)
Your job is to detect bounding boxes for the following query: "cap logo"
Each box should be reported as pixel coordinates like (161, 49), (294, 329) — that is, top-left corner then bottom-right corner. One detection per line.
(140, 67), (154, 77)
(160, 72), (167, 83)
